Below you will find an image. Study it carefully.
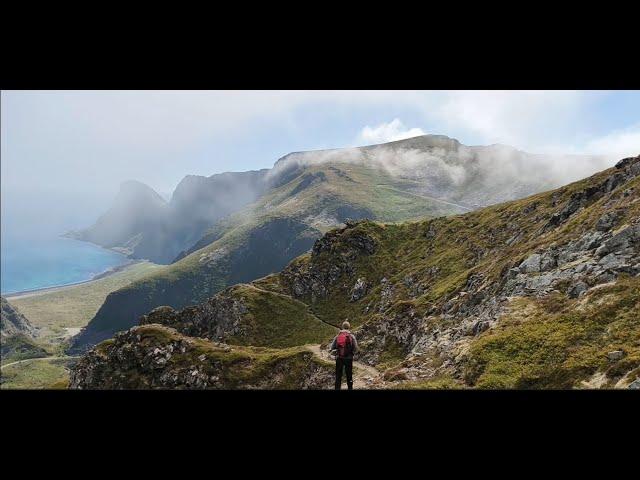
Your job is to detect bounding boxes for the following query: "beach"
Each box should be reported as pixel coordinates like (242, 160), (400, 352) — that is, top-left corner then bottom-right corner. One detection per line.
(4, 260), (142, 300)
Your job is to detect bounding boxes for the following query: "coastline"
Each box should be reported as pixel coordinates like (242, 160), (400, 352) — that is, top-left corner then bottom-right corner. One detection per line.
(4, 260), (143, 300)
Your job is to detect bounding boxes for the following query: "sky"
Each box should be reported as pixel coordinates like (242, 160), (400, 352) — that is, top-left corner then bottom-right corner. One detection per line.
(2, 90), (639, 235)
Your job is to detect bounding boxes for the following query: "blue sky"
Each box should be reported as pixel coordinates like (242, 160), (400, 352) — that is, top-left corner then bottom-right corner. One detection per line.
(2, 91), (639, 222)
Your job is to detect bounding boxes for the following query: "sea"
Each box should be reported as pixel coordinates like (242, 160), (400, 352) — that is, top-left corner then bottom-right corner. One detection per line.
(1, 190), (128, 295)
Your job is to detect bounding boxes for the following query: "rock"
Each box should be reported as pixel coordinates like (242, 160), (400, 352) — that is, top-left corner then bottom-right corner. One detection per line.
(595, 225), (640, 257)
(567, 281), (588, 298)
(471, 320), (490, 335)
(507, 268), (520, 279)
(520, 254), (542, 273)
(540, 252), (557, 271)
(606, 350), (625, 362)
(615, 156), (638, 170)
(628, 378), (640, 389)
(349, 278), (369, 302)
(596, 212), (619, 232)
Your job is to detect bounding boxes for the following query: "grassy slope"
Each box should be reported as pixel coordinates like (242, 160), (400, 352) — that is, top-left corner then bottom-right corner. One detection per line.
(0, 334), (50, 365)
(1, 357), (75, 389)
(10, 261), (161, 346)
(239, 161), (640, 388)
(278, 167), (640, 328)
(75, 162), (463, 348)
(74, 158), (639, 389)
(224, 284), (337, 347)
(464, 276), (640, 389)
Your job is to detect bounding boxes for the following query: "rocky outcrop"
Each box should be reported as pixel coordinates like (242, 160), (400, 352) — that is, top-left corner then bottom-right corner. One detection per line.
(69, 325), (333, 390)
(1, 297), (48, 363)
(283, 220), (377, 302)
(139, 290), (249, 343)
(1, 296), (37, 339)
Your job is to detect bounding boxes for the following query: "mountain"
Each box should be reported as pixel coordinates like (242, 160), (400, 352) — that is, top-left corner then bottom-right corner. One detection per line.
(1, 297), (48, 363)
(68, 180), (168, 259)
(70, 135), (607, 353)
(71, 171), (270, 263)
(70, 154), (640, 389)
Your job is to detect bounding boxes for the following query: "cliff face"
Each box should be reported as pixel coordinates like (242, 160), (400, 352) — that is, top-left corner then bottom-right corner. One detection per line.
(72, 172), (270, 264)
(1, 297), (48, 363)
(70, 155), (640, 389)
(1, 296), (37, 338)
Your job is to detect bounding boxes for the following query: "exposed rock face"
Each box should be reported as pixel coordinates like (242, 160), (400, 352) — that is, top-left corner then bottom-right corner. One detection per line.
(350, 278), (369, 302)
(139, 291), (249, 343)
(1, 297), (48, 364)
(1, 296), (37, 338)
(69, 325), (333, 390)
(283, 221), (377, 302)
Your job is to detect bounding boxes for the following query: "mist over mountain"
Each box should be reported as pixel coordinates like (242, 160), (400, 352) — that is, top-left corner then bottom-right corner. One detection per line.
(75, 134), (609, 265)
(70, 171), (270, 263)
(70, 135), (610, 352)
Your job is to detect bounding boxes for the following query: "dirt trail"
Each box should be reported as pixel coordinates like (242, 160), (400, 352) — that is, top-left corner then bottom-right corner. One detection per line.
(306, 344), (381, 389)
(1, 356), (80, 370)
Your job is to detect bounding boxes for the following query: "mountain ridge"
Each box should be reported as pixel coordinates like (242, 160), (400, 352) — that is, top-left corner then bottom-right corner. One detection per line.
(69, 135), (611, 353)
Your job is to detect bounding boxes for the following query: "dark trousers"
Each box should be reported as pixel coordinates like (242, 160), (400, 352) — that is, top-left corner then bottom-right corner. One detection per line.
(335, 357), (353, 390)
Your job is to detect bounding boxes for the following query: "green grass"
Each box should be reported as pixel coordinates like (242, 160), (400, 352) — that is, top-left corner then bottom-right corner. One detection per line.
(226, 284), (337, 347)
(463, 276), (640, 389)
(8, 261), (161, 345)
(1, 334), (50, 365)
(0, 357), (76, 389)
(76, 161), (466, 349)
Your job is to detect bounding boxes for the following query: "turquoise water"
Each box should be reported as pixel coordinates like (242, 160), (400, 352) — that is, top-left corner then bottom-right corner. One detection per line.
(1, 235), (128, 295)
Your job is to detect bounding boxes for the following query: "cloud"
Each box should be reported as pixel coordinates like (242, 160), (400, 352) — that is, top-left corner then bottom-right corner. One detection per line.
(583, 124), (640, 158)
(358, 119), (425, 144)
(432, 91), (590, 149)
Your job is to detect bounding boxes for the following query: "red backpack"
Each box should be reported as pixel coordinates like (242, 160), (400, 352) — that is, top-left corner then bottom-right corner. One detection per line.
(336, 331), (353, 358)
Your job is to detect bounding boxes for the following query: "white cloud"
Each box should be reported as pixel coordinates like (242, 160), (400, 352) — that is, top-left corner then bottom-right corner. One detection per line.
(358, 118), (426, 144)
(432, 90), (589, 149)
(583, 124), (640, 158)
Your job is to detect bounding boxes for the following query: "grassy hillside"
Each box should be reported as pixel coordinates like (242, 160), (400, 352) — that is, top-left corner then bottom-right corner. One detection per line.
(464, 275), (640, 388)
(9, 261), (161, 347)
(73, 155), (640, 389)
(1, 357), (77, 389)
(72, 161), (465, 352)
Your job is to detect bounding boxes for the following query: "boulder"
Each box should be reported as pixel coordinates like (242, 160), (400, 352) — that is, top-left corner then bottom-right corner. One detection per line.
(596, 212), (619, 232)
(349, 278), (369, 302)
(520, 254), (542, 273)
(567, 281), (588, 298)
(606, 350), (625, 362)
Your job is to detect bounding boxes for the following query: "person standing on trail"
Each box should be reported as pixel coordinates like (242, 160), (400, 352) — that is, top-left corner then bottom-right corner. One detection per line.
(329, 321), (358, 390)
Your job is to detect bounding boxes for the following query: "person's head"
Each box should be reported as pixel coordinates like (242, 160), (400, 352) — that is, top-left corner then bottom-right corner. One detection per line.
(342, 321), (351, 330)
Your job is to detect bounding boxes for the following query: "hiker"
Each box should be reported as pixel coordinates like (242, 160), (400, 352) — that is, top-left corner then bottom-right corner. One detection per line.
(329, 321), (358, 390)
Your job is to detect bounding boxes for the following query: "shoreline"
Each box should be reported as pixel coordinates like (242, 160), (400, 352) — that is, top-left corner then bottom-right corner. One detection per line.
(3, 259), (144, 300)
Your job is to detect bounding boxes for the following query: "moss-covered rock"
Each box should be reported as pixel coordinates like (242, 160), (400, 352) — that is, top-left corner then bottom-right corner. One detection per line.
(70, 325), (334, 390)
